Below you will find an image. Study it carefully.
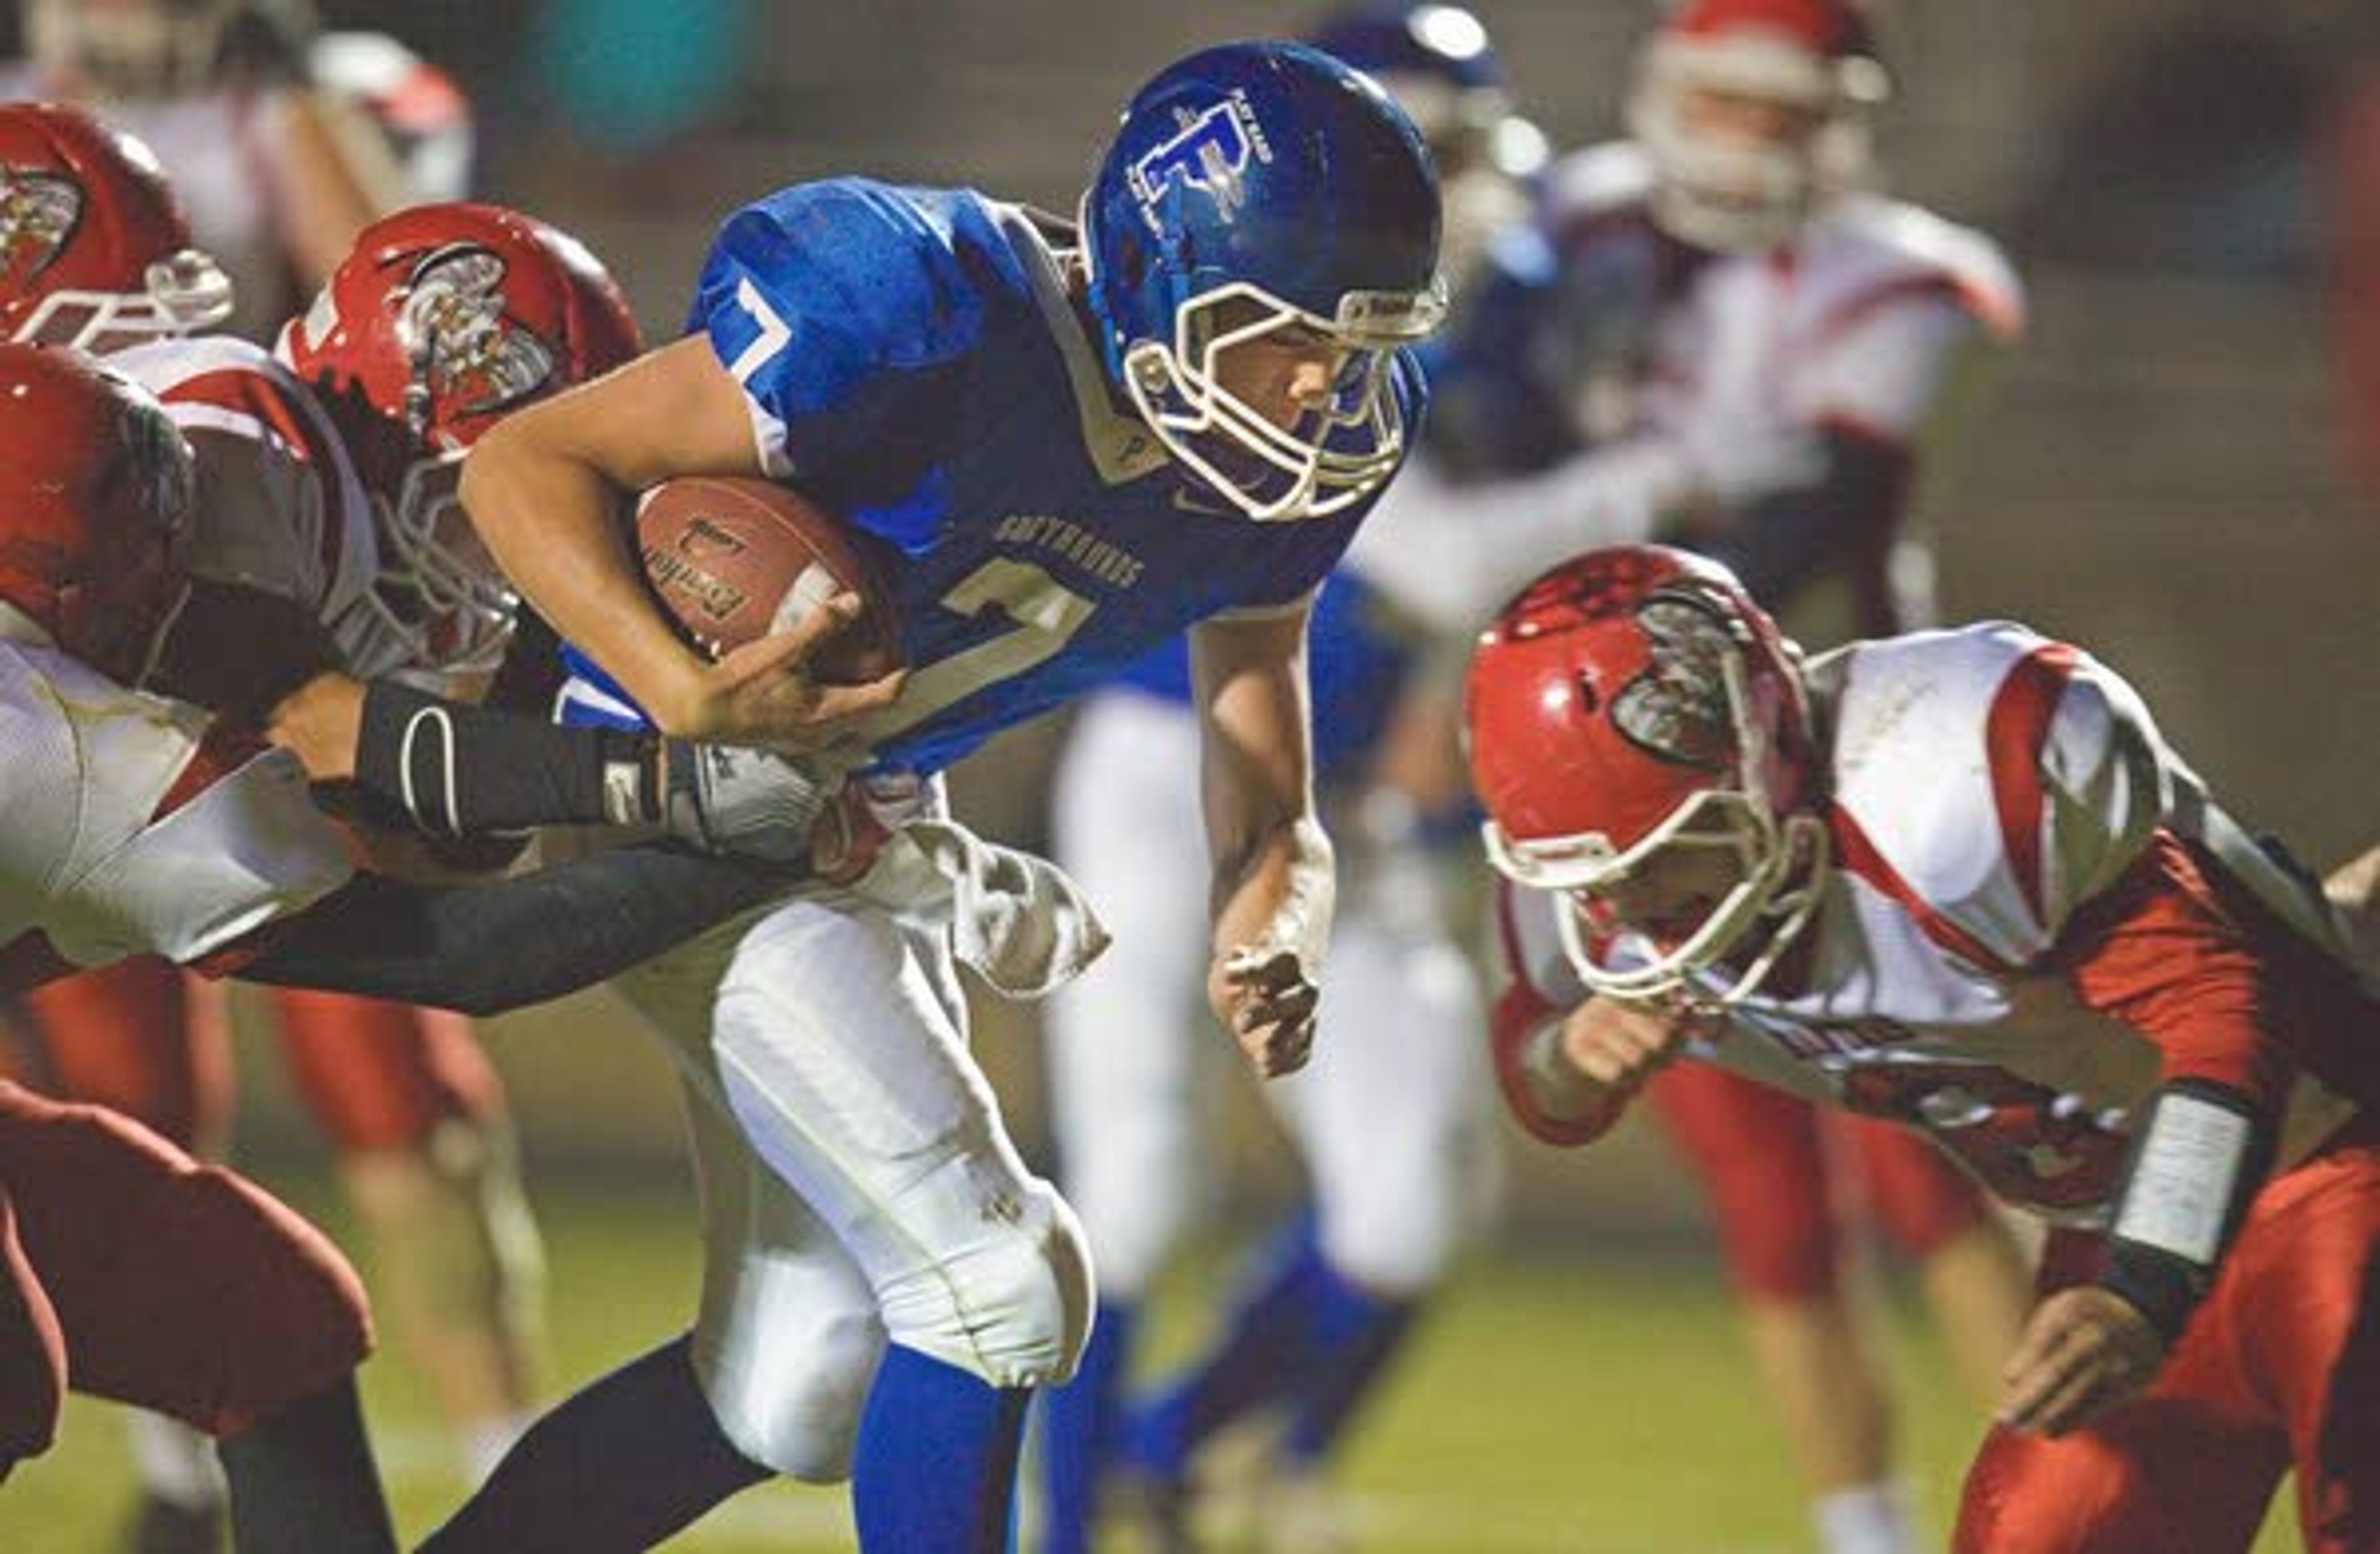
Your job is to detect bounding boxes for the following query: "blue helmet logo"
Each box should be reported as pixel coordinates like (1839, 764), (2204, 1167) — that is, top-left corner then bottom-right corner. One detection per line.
(1129, 96), (1266, 231)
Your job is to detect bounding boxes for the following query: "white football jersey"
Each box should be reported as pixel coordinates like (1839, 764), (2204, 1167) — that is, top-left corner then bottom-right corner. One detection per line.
(1545, 141), (2024, 453)
(0, 622), (353, 981)
(111, 334), (446, 686)
(1348, 143), (2024, 641)
(1497, 622), (2373, 1227)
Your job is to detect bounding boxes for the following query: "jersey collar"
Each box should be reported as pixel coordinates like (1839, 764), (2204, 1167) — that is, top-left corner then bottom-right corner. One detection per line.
(998, 203), (1173, 488)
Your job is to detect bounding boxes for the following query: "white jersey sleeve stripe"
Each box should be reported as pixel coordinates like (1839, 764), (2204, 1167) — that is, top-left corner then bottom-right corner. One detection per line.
(1983, 640), (2082, 930)
(162, 399), (285, 451)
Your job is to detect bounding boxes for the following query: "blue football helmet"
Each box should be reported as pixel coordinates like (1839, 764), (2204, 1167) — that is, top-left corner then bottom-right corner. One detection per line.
(1307, 4), (1505, 134)
(1307, 6), (1548, 296)
(1082, 40), (1446, 521)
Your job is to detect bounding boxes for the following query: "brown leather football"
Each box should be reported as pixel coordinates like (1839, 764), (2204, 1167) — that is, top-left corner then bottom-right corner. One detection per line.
(634, 475), (902, 683)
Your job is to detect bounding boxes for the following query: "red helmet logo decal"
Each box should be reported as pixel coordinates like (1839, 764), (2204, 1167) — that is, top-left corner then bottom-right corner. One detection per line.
(1612, 589), (1737, 770)
(0, 169), (81, 283)
(402, 242), (558, 420)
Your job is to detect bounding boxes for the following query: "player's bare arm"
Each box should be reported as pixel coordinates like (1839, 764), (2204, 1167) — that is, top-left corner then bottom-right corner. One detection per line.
(268, 86), (414, 285)
(1193, 605), (1333, 1080)
(459, 336), (902, 748)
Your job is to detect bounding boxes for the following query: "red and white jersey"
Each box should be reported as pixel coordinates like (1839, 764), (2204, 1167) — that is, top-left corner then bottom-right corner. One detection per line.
(1494, 622), (2376, 1227)
(0, 620), (353, 989)
(1546, 141), (2024, 454)
(1, 33), (470, 338)
(110, 333), (449, 687)
(1349, 143), (2024, 639)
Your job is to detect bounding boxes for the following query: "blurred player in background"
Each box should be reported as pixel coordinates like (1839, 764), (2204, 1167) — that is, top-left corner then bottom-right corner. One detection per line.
(2322, 72), (2380, 980)
(0, 100), (604, 1553)
(428, 40), (1444, 1554)
(5, 0), (471, 337)
(1033, 9), (1541, 1551)
(1384, 7), (2037, 1550)
(1471, 545), (2380, 1554)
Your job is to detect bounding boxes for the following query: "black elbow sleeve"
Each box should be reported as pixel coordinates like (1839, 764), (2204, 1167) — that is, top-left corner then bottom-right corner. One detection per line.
(356, 680), (660, 838)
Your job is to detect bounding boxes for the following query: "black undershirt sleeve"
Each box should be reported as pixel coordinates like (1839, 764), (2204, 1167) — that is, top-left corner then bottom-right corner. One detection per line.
(234, 842), (785, 1015)
(149, 580), (345, 726)
(353, 602), (664, 837)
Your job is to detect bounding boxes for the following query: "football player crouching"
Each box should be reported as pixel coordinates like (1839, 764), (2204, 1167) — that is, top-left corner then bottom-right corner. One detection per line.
(1471, 545), (2380, 1553)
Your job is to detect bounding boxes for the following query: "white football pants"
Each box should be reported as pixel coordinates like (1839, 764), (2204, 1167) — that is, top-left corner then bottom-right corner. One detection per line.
(604, 784), (1094, 1481)
(1044, 691), (1497, 1301)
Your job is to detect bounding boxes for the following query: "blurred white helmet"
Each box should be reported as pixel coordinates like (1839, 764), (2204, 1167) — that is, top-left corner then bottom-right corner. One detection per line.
(1627, 0), (1889, 253)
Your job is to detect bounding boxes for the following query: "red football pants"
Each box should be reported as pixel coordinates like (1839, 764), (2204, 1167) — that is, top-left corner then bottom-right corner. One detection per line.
(0, 1081), (372, 1440)
(0, 1180), (65, 1465)
(22, 959), (501, 1152)
(1648, 1059), (1991, 1300)
(1956, 1120), (2380, 1553)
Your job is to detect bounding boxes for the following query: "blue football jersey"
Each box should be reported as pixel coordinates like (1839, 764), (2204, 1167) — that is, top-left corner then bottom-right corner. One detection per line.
(558, 179), (1425, 775)
(1105, 569), (1421, 783)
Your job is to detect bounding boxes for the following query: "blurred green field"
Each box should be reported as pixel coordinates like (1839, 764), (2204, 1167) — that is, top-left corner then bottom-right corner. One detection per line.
(0, 1180), (2301, 1553)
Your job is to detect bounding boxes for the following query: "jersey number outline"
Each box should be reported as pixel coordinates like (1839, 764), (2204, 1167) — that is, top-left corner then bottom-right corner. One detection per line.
(726, 278), (793, 384)
(862, 557), (1095, 739)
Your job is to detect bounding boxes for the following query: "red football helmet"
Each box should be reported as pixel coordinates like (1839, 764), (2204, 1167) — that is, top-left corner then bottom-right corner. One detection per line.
(0, 343), (196, 683)
(1465, 545), (1828, 1002)
(275, 201), (643, 673)
(1626, 0), (1888, 253)
(0, 100), (233, 351)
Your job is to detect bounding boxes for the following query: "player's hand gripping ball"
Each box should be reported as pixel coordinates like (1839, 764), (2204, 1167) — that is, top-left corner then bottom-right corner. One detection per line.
(636, 475), (903, 683)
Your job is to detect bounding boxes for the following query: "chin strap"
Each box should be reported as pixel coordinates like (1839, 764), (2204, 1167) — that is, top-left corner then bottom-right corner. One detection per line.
(2098, 1079), (2275, 1345)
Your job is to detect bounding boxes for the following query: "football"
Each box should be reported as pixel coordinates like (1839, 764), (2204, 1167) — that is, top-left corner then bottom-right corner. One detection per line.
(634, 475), (902, 684)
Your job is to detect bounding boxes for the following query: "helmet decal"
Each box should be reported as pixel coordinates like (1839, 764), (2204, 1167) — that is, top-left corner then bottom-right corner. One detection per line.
(1130, 95), (1269, 231)
(1614, 591), (1738, 770)
(0, 169), (82, 285)
(402, 243), (558, 420)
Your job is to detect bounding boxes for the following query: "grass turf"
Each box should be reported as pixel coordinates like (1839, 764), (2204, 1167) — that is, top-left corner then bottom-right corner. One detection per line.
(0, 1178), (2301, 1552)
